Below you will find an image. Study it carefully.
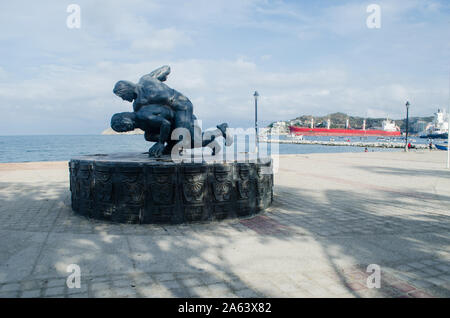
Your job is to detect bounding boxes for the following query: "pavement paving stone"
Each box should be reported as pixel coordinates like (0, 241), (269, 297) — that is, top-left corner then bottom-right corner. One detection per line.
(44, 286), (66, 297)
(234, 288), (262, 298)
(421, 267), (442, 276)
(408, 290), (434, 298)
(90, 282), (110, 291)
(0, 283), (21, 292)
(159, 279), (183, 290)
(426, 276), (448, 286)
(113, 286), (137, 298)
(20, 289), (41, 298)
(153, 273), (176, 282)
(0, 291), (19, 298)
(67, 284), (88, 294)
(0, 153), (449, 298)
(180, 277), (204, 288)
(21, 280), (43, 291)
(67, 292), (88, 298)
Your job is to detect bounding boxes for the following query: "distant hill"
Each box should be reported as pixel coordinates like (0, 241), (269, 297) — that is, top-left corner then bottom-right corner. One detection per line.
(101, 128), (145, 135)
(270, 112), (434, 134)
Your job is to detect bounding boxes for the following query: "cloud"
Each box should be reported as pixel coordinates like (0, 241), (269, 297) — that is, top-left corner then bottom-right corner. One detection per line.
(130, 28), (192, 51)
(2, 56), (445, 134)
(0, 0), (449, 134)
(0, 67), (7, 80)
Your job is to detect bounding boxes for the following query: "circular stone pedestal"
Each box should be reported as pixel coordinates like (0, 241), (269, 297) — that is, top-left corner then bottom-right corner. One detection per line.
(69, 153), (273, 224)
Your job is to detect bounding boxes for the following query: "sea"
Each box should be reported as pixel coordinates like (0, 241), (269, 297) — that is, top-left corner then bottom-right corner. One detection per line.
(0, 134), (431, 163)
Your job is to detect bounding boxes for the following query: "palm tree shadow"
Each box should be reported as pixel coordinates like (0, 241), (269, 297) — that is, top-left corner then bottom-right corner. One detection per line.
(1, 177), (449, 298)
(267, 184), (450, 297)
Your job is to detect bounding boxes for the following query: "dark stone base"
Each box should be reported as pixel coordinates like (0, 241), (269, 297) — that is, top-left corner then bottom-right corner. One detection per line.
(69, 153), (273, 224)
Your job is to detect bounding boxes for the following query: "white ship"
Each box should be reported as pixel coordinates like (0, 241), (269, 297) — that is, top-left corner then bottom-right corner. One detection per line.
(381, 118), (400, 132)
(420, 109), (449, 139)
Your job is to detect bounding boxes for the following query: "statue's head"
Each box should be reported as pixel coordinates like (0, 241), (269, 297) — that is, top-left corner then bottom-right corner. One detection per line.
(113, 80), (136, 102)
(111, 112), (136, 132)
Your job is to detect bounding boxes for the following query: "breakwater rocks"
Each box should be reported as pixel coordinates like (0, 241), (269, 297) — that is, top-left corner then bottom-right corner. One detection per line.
(261, 138), (428, 149)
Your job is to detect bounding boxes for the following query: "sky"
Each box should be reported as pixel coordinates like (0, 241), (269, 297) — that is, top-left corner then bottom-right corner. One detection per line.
(0, 0), (449, 135)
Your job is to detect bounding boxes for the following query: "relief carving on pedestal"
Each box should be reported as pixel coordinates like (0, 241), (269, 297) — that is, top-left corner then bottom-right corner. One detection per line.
(212, 166), (232, 202)
(78, 165), (92, 201)
(116, 170), (144, 205)
(237, 164), (251, 200)
(94, 168), (113, 203)
(150, 167), (175, 205)
(182, 168), (206, 203)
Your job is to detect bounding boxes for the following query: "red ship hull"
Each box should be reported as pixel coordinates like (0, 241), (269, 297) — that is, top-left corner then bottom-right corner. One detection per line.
(289, 126), (401, 137)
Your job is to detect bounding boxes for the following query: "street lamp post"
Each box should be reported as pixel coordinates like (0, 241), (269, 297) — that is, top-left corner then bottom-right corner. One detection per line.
(405, 101), (410, 151)
(254, 91), (259, 155)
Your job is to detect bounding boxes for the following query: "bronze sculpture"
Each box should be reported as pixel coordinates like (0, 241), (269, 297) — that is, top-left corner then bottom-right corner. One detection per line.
(111, 65), (231, 157)
(70, 66), (273, 224)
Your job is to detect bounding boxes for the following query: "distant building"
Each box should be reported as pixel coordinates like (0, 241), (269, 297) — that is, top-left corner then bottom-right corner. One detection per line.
(289, 119), (302, 126)
(270, 121), (289, 135)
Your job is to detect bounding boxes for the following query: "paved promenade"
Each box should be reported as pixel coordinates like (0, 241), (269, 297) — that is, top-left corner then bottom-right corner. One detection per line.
(0, 152), (449, 298)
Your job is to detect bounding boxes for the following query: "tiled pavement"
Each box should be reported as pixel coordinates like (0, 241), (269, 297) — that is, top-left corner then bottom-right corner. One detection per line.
(0, 152), (449, 298)
(0, 261), (444, 298)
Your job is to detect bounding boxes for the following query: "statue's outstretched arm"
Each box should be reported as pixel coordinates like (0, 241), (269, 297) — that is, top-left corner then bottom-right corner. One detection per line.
(146, 65), (171, 82)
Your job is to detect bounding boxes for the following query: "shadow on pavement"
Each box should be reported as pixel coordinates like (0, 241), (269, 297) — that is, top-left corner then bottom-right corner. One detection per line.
(0, 172), (449, 298)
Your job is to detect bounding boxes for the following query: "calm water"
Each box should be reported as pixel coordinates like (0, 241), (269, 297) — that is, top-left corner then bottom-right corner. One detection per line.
(0, 134), (406, 163)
